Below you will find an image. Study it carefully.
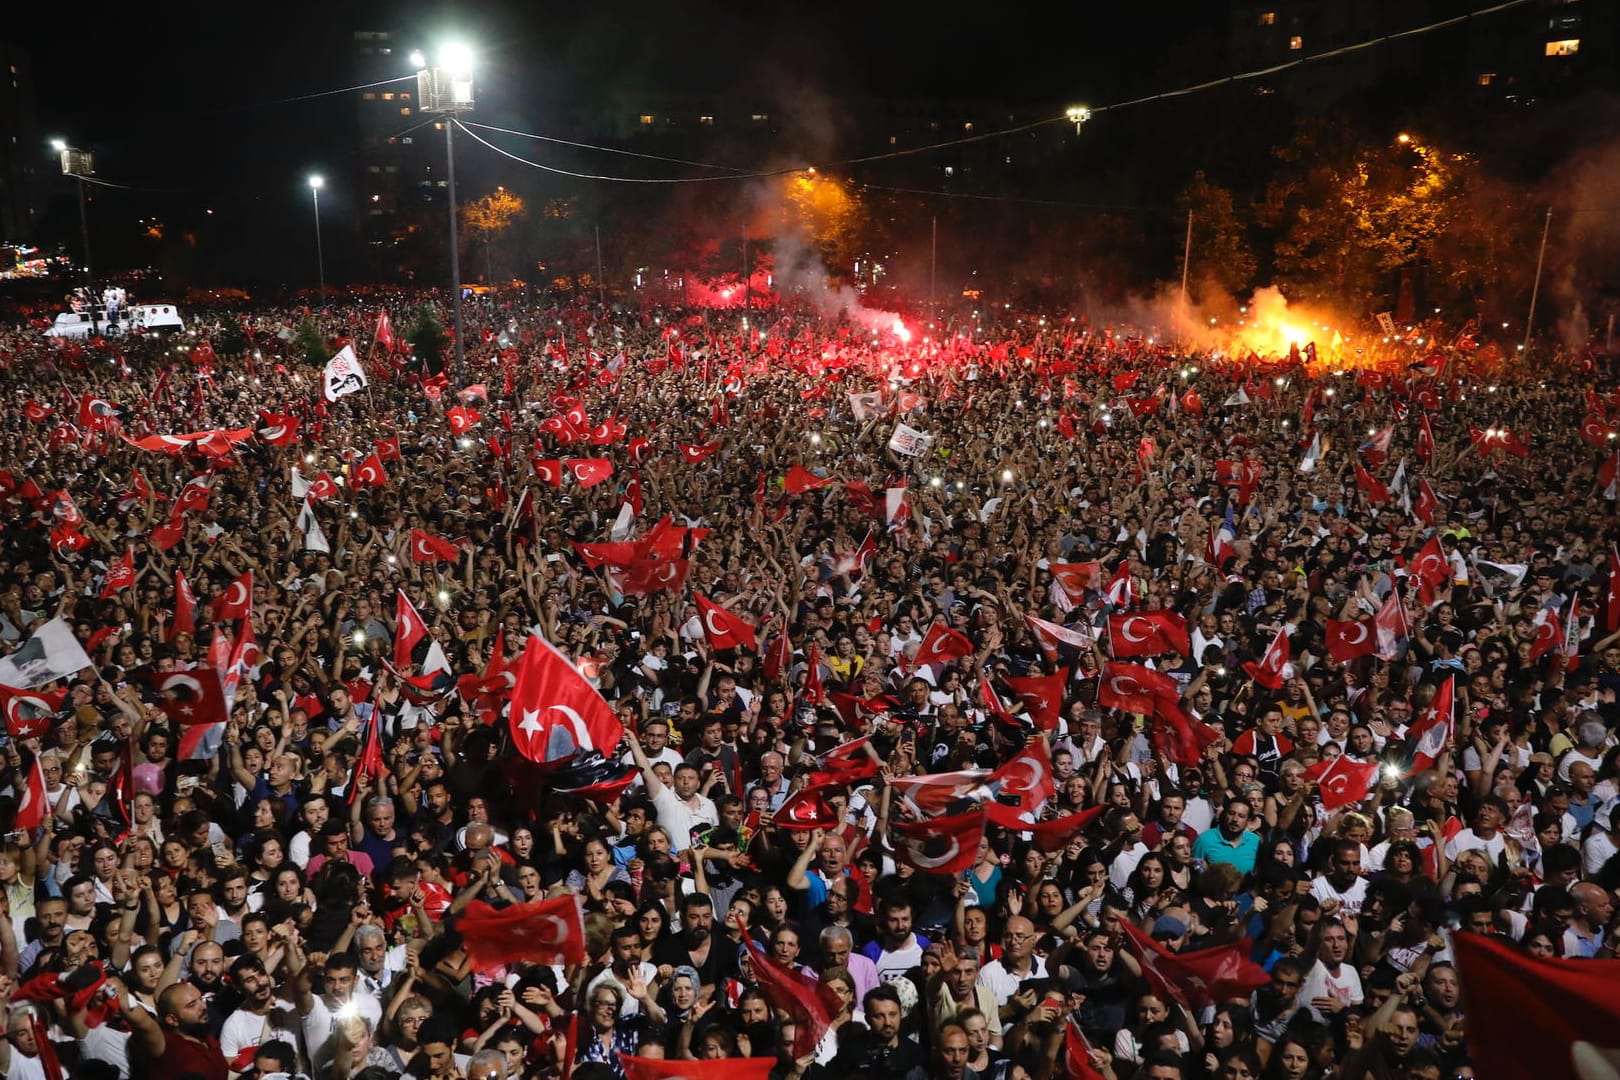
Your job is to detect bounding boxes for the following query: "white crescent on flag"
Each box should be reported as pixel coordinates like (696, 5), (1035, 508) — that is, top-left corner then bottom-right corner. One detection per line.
(1120, 617), (1151, 643)
(899, 830), (961, 870)
(1342, 622), (1368, 645)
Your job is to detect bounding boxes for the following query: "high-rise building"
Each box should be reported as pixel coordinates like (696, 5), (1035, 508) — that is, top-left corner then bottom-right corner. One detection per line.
(353, 29), (444, 277)
(0, 40), (40, 243)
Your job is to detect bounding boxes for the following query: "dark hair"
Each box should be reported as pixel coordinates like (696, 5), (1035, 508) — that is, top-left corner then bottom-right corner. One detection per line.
(255, 1039), (298, 1072)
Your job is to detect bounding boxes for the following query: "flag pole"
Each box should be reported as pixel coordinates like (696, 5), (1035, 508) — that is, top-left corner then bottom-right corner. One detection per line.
(1179, 209), (1193, 344)
(1522, 207), (1552, 359)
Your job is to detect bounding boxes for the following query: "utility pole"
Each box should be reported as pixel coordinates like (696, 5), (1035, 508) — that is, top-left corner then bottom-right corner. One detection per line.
(1523, 207), (1552, 358)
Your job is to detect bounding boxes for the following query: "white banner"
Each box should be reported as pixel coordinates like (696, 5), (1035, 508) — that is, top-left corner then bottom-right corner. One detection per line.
(1376, 312), (1396, 336)
(322, 344), (368, 402)
(0, 618), (95, 689)
(848, 391), (885, 421)
(888, 422), (933, 457)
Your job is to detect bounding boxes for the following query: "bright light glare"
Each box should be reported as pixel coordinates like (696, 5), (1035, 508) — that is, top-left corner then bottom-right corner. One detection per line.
(308, 174), (324, 190)
(439, 43), (474, 76)
(892, 318), (911, 343)
(49, 138), (67, 152)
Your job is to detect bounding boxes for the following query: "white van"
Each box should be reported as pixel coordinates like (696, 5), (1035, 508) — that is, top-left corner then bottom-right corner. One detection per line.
(43, 303), (185, 339)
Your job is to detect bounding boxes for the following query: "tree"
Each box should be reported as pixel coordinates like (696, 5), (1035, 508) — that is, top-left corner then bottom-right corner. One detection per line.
(460, 188), (526, 284)
(1176, 172), (1256, 301)
(778, 172), (867, 281)
(407, 305), (448, 375)
(295, 315), (330, 367)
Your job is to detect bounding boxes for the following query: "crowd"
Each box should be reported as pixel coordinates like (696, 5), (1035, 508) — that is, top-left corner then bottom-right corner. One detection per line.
(0, 288), (1616, 1080)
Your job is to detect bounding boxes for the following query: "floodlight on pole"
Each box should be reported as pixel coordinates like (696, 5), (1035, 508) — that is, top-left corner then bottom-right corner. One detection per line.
(308, 175), (326, 304)
(52, 138), (97, 329)
(1066, 105), (1091, 134)
(417, 42), (476, 382)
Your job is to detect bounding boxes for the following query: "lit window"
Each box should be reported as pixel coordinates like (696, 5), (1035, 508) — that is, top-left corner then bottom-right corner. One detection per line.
(402, 137), (413, 145)
(400, 108), (411, 116)
(434, 123), (445, 130)
(699, 115), (714, 125)
(361, 92), (376, 101)
(368, 166), (381, 174)
(400, 92), (411, 100)
(1545, 38), (1580, 56)
(1289, 35), (1303, 50)
(751, 113), (768, 122)
(379, 47), (391, 54)
(944, 166), (954, 177)
(371, 194), (381, 202)
(964, 122), (974, 132)
(382, 92), (395, 100)
(1477, 72), (1496, 85)
(929, 121), (939, 130)
(889, 135), (897, 145)
(1259, 11), (1276, 25)
(639, 114), (655, 125)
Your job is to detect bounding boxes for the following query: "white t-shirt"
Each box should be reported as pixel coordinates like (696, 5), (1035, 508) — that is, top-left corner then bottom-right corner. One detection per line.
(1300, 960), (1363, 1008)
(1443, 828), (1507, 863)
(1309, 875), (1369, 916)
(220, 1001), (301, 1066)
(976, 955), (1048, 1007)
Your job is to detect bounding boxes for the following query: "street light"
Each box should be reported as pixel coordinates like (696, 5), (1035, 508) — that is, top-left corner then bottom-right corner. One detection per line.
(51, 138), (96, 329)
(308, 175), (326, 304)
(417, 42), (476, 381)
(1066, 105), (1091, 134)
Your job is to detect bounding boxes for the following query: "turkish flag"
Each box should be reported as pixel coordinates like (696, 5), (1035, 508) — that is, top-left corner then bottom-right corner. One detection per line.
(1410, 536), (1449, 588)
(801, 642), (825, 705)
(375, 436), (402, 461)
(138, 668), (228, 727)
(737, 916), (835, 1060)
(1324, 619), (1377, 664)
(571, 541), (644, 569)
(987, 802), (1106, 853)
(1470, 426), (1530, 459)
(566, 458), (613, 487)
(352, 453), (388, 489)
(1118, 921), (1269, 1011)
(539, 416), (580, 445)
(1303, 754), (1378, 810)
(1452, 931), (1620, 1080)
(1607, 546), (1620, 633)
(1414, 478), (1439, 525)
(98, 547), (135, 600)
(460, 895), (587, 971)
(1354, 462), (1391, 505)
(508, 633), (624, 764)
(893, 807), (986, 874)
(1025, 614), (1092, 663)
(256, 412), (300, 446)
(12, 755), (48, 832)
(307, 473), (340, 501)
(174, 478), (211, 515)
(446, 405), (480, 435)
(1004, 669), (1069, 731)
(50, 527), (90, 556)
(621, 1053), (775, 1080)
(211, 571), (253, 622)
(627, 436), (652, 463)
(1048, 561), (1102, 602)
(774, 783), (840, 830)
(1416, 412), (1435, 462)
(375, 309), (397, 352)
(1097, 662), (1179, 715)
(809, 737), (880, 787)
(912, 621), (975, 668)
(694, 593), (758, 652)
(1530, 609), (1563, 663)
(395, 590), (428, 670)
(986, 739), (1056, 811)
(678, 441), (722, 465)
(1153, 698), (1223, 768)
(23, 400), (52, 423)
(1374, 585), (1410, 660)
(1108, 611), (1190, 658)
(887, 768), (992, 815)
(171, 569), (197, 640)
(0, 685), (65, 741)
(783, 464), (834, 494)
(1580, 414), (1616, 448)
(763, 630), (793, 681)
(1243, 627), (1290, 690)
(1407, 676), (1454, 773)
(611, 556), (689, 596)
(532, 458), (562, 487)
(410, 529), (460, 564)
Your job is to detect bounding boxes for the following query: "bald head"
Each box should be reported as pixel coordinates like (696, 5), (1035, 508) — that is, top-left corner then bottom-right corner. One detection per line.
(464, 822), (494, 851)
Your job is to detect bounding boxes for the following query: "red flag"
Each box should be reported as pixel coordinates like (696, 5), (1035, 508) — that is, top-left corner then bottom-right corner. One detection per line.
(1097, 662), (1179, 715)
(1469, 426), (1529, 459)
(256, 412), (300, 446)
(1354, 462), (1391, 505)
(1108, 611), (1190, 658)
(349, 714), (389, 799)
(611, 556), (690, 597)
(99, 547), (135, 600)
(801, 643), (825, 705)
(23, 400), (53, 423)
(374, 436), (402, 461)
(1065, 1019), (1111, 1080)
(137, 668), (228, 728)
(1003, 669), (1069, 731)
(0, 685), (65, 741)
(1374, 586), (1409, 660)
(886, 769), (991, 815)
(621, 1054), (774, 1080)
(1529, 608), (1563, 663)
(911, 621), (975, 668)
(395, 590), (428, 670)
(1243, 626), (1290, 690)
(694, 593), (758, 652)
(509, 634), (623, 764)
(1181, 388), (1203, 417)
(1025, 614), (1092, 663)
(410, 529), (461, 564)
(1411, 535), (1449, 589)
(1048, 561), (1102, 602)
(1104, 561), (1134, 607)
(566, 458), (613, 487)
(979, 677), (1020, 729)
(764, 631), (793, 681)
(1414, 478), (1440, 525)
(49, 527), (90, 556)
(532, 458), (563, 487)
(1580, 414), (1616, 447)
(1117, 921), (1269, 1011)
(737, 915), (834, 1060)
(211, 572), (253, 622)
(12, 755), (49, 832)
(986, 739), (1056, 811)
(1607, 546), (1620, 633)
(893, 807), (985, 874)
(985, 802), (1106, 853)
(446, 405), (480, 435)
(1416, 412), (1435, 462)
(352, 452), (388, 489)
(1452, 931), (1620, 1080)
(460, 895), (587, 971)
(809, 737), (880, 786)
(304, 473), (339, 501)
(1302, 755), (1378, 811)
(1154, 698), (1223, 768)
(1407, 677), (1454, 773)
(783, 464), (835, 494)
(678, 441), (723, 465)
(1324, 619), (1377, 664)
(1358, 425), (1394, 467)
(375, 309), (397, 352)
(774, 784), (841, 830)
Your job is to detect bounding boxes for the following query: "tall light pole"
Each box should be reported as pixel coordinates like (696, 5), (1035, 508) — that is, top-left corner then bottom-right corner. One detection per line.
(308, 175), (326, 305)
(417, 43), (476, 382)
(51, 138), (96, 330)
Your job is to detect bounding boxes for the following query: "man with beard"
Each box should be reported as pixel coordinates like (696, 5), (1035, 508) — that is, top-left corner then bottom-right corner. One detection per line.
(186, 940), (233, 1028)
(123, 980), (229, 1079)
(654, 892), (724, 993)
(220, 954), (302, 1070)
(832, 983), (926, 1079)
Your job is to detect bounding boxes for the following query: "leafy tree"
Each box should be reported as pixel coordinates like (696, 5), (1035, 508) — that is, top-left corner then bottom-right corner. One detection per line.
(460, 189), (526, 284)
(295, 315), (330, 367)
(407, 305), (448, 374)
(1176, 171), (1255, 300)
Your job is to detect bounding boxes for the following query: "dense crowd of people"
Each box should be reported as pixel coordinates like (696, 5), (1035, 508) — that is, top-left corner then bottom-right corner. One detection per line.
(0, 288), (1615, 1080)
